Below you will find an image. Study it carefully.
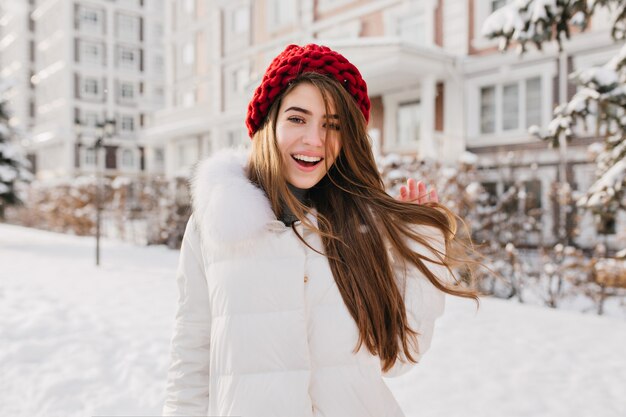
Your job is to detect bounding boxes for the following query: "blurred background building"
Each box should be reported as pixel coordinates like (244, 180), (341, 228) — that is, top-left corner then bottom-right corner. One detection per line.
(0, 0), (165, 179)
(0, 0), (623, 249)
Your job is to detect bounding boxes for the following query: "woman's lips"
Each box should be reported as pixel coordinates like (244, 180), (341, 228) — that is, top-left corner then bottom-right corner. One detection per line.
(291, 155), (322, 172)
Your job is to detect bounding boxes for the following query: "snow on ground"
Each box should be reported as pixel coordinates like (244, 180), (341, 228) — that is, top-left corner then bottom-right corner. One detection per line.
(1, 223), (625, 417)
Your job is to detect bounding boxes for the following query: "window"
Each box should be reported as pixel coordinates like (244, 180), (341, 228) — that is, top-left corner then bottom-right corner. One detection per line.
(227, 129), (244, 147)
(184, 0), (195, 14)
(82, 78), (100, 96)
(479, 76), (545, 136)
(491, 0), (508, 12)
(523, 180), (542, 214)
(183, 91), (195, 107)
(84, 112), (99, 127)
(183, 42), (194, 65)
(120, 82), (135, 100)
(154, 55), (164, 72)
(118, 47), (137, 68)
(595, 212), (616, 235)
(79, 7), (100, 26)
(121, 149), (135, 168)
(80, 41), (102, 64)
(120, 115), (135, 131)
(84, 148), (97, 166)
(398, 14), (425, 45)
(481, 182), (498, 205)
(526, 77), (542, 128)
(502, 83), (519, 130)
(177, 142), (195, 168)
(154, 147), (164, 168)
(232, 6), (249, 34)
(480, 86), (495, 134)
(269, 0), (296, 28)
(397, 101), (420, 146)
(117, 13), (140, 40)
(232, 67), (247, 93)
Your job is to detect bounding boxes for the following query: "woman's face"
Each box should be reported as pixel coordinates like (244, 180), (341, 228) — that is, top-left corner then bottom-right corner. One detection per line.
(275, 82), (342, 189)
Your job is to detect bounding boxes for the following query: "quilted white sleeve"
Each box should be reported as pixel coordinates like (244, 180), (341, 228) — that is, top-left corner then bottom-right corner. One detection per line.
(382, 225), (450, 378)
(162, 216), (212, 416)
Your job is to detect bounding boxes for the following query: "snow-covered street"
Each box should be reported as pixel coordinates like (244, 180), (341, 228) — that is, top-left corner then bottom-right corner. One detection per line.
(1, 223), (625, 417)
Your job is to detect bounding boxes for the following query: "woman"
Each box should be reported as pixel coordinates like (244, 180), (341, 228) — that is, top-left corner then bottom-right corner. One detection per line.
(163, 44), (477, 417)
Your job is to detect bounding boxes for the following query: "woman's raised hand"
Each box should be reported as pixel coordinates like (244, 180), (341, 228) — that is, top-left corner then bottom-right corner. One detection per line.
(398, 178), (439, 204)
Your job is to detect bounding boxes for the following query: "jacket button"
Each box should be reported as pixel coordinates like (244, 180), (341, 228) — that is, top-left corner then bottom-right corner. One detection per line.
(304, 275), (309, 283)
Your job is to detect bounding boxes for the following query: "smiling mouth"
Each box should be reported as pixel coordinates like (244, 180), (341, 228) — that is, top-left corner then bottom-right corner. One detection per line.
(291, 154), (324, 168)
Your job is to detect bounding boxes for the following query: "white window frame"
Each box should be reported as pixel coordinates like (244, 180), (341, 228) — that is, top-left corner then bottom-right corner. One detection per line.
(153, 55), (164, 73)
(224, 61), (250, 109)
(120, 148), (135, 169)
(396, 100), (421, 147)
(82, 147), (97, 167)
(232, 5), (250, 34)
(84, 111), (99, 127)
(397, 13), (426, 46)
(226, 128), (245, 148)
(118, 46), (138, 69)
(184, 0), (195, 14)
(81, 77), (100, 97)
(176, 139), (198, 169)
(78, 6), (102, 31)
(183, 42), (194, 66)
(182, 91), (195, 107)
(79, 40), (103, 65)
(382, 87), (423, 153)
(267, 0), (296, 30)
(117, 13), (140, 41)
(468, 62), (554, 145)
(232, 66), (248, 94)
(153, 147), (165, 169)
(119, 82), (135, 101)
(120, 115), (135, 132)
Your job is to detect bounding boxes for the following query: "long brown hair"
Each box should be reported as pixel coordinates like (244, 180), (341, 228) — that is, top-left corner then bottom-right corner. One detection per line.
(247, 72), (479, 372)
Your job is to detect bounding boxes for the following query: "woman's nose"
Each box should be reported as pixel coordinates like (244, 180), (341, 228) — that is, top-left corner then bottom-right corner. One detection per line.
(302, 123), (324, 147)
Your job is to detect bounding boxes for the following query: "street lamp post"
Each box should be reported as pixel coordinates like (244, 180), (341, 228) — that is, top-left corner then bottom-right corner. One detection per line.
(75, 117), (116, 266)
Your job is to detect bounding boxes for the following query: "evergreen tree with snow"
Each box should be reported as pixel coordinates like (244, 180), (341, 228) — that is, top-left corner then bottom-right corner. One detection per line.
(0, 84), (32, 219)
(482, 0), (626, 227)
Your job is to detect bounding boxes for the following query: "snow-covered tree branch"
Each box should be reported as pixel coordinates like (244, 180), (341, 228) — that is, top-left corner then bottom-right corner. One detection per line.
(483, 0), (626, 220)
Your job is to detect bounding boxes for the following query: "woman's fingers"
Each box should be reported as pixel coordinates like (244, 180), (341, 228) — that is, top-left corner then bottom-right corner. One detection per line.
(398, 179), (439, 204)
(399, 185), (408, 201)
(407, 178), (417, 200)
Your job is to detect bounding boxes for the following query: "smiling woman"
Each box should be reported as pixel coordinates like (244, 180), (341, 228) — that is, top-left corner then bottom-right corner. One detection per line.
(163, 43), (479, 417)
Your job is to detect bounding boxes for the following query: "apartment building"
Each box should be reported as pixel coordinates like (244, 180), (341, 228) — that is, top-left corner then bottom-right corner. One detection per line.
(145, 0), (623, 249)
(0, 0), (165, 179)
(0, 1), (36, 131)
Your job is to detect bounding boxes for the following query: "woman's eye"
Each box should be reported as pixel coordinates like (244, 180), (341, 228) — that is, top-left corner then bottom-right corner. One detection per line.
(287, 116), (304, 124)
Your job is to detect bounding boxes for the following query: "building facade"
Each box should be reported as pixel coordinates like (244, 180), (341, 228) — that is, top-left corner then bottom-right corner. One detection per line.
(0, 0), (165, 179)
(144, 0), (623, 249)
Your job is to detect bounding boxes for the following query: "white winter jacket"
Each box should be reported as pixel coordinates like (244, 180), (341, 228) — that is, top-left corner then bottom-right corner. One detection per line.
(163, 149), (449, 417)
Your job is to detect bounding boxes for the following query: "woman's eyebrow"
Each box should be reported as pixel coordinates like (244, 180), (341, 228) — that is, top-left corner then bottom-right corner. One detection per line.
(284, 106), (339, 119)
(284, 106), (311, 115)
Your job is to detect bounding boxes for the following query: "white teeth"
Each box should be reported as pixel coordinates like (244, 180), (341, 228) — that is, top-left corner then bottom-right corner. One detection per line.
(293, 154), (322, 163)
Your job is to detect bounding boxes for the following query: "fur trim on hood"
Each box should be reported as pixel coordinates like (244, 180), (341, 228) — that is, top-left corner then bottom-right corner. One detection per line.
(190, 147), (278, 245)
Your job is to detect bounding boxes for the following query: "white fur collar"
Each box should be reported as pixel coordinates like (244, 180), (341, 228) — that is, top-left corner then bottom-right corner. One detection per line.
(190, 147), (278, 245)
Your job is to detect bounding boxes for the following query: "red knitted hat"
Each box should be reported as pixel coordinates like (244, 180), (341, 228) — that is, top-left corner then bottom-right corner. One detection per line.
(246, 43), (370, 138)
